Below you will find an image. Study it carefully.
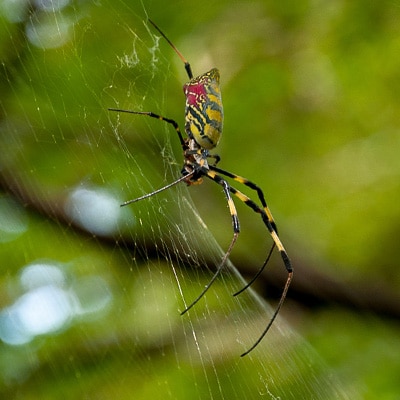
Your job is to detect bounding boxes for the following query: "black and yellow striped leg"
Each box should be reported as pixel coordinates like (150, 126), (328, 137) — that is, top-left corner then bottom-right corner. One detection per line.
(210, 166), (278, 229)
(208, 166), (293, 356)
(226, 182), (293, 357)
(226, 184), (292, 284)
(205, 169), (240, 233)
(210, 165), (292, 275)
(181, 169), (240, 315)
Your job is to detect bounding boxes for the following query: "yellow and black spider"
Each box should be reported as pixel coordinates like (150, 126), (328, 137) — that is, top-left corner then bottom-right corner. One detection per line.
(109, 20), (293, 357)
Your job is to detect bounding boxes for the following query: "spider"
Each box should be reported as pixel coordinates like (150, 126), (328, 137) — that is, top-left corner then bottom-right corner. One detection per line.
(109, 19), (293, 357)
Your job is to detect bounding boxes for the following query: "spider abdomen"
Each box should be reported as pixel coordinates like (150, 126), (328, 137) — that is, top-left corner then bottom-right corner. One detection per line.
(184, 68), (223, 150)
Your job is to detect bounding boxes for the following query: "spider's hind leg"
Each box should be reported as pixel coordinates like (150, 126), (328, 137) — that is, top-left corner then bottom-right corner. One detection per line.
(209, 165), (292, 276)
(206, 165), (293, 356)
(181, 168), (240, 314)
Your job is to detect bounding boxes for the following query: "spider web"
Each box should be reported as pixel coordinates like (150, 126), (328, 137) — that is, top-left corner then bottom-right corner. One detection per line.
(0, 1), (356, 399)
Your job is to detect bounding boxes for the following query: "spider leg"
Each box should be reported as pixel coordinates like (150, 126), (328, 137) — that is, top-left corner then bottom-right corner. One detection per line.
(210, 165), (292, 278)
(181, 169), (240, 315)
(208, 165), (293, 356)
(120, 171), (195, 206)
(207, 153), (221, 166)
(108, 109), (186, 149)
(240, 271), (292, 357)
(233, 243), (275, 297)
(148, 19), (193, 80)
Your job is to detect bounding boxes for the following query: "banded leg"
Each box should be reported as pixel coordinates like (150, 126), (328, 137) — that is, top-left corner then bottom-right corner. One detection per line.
(210, 165), (292, 276)
(208, 166), (293, 356)
(181, 169), (240, 314)
(211, 165), (279, 231)
(223, 181), (293, 356)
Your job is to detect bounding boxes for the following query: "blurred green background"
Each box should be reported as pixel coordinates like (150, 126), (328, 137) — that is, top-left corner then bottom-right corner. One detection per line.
(1, 0), (399, 398)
